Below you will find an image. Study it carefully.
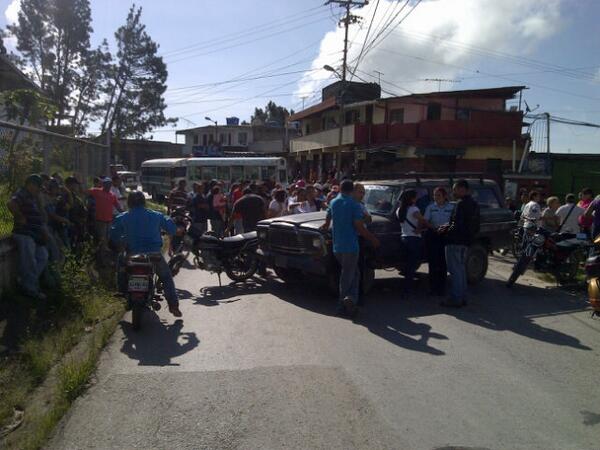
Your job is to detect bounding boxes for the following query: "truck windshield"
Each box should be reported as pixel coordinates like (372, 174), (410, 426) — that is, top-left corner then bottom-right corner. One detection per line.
(363, 185), (400, 215)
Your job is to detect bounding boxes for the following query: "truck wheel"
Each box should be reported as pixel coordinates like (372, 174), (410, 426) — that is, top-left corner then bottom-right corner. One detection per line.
(467, 243), (488, 285)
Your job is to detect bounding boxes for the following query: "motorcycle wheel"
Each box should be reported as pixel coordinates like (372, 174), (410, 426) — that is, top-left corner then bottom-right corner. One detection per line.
(131, 304), (143, 331)
(556, 248), (586, 284)
(169, 253), (187, 276)
(224, 252), (258, 282)
(507, 256), (530, 288)
(511, 231), (523, 259)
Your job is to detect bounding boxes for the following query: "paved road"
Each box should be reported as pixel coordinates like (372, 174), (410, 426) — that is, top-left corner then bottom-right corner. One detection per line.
(48, 255), (600, 450)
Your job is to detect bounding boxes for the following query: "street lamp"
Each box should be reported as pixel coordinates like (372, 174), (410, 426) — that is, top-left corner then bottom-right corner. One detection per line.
(323, 65), (342, 79)
(205, 116), (218, 145)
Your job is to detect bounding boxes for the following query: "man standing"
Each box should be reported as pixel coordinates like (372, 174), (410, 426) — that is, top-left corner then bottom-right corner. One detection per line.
(110, 191), (182, 317)
(440, 179), (479, 308)
(322, 180), (380, 316)
(88, 177), (122, 259)
(7, 175), (49, 300)
(521, 190), (542, 226)
(555, 194), (583, 234)
(230, 187), (266, 233)
(110, 175), (127, 213)
(189, 182), (209, 237)
(168, 179), (189, 214)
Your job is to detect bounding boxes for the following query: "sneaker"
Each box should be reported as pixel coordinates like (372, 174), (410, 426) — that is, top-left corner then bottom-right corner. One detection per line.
(168, 305), (183, 317)
(342, 296), (355, 314)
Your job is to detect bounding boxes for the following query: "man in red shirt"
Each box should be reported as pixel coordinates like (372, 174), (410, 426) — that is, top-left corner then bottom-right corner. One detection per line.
(88, 177), (123, 257)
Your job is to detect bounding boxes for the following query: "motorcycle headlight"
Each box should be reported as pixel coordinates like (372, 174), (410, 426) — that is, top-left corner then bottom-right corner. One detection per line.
(533, 234), (546, 246)
(258, 229), (268, 241)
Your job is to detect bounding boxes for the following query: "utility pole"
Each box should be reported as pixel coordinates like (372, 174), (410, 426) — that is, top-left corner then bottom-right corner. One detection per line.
(326, 0), (367, 173)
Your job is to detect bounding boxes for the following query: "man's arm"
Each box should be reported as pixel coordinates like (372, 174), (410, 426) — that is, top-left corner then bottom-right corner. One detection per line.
(160, 213), (177, 236)
(354, 219), (380, 248)
(585, 201), (595, 218)
(109, 214), (124, 246)
(112, 193), (124, 213)
(7, 199), (26, 225)
(320, 208), (332, 230)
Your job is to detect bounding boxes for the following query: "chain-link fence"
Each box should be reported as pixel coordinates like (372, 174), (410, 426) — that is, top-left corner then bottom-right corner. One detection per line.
(0, 120), (109, 238)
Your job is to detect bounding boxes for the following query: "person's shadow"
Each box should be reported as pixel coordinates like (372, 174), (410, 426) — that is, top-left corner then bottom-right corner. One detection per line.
(120, 314), (199, 366)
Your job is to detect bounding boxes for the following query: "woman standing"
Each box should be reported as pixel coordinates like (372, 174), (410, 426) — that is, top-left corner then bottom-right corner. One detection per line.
(424, 187), (454, 296)
(268, 189), (287, 218)
(397, 189), (428, 295)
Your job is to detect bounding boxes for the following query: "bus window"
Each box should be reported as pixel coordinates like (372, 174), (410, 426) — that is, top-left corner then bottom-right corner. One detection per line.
(231, 166), (243, 182)
(261, 166), (276, 181)
(217, 166), (230, 181)
(278, 169), (287, 184)
(202, 167), (217, 181)
(190, 166), (202, 181)
(245, 166), (260, 180)
(173, 167), (186, 178)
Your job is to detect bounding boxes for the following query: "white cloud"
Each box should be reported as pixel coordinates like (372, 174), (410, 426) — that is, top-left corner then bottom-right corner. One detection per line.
(296, 0), (563, 102)
(5, 0), (20, 24)
(3, 0), (21, 50)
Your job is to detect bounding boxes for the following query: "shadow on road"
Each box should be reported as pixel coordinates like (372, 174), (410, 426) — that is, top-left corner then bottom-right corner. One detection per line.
(192, 279), (272, 305)
(120, 313), (200, 366)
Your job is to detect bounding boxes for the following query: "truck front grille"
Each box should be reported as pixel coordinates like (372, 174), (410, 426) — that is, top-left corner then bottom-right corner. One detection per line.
(268, 228), (304, 254)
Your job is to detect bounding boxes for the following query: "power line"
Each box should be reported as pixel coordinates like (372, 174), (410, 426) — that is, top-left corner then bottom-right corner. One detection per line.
(350, 0), (381, 80)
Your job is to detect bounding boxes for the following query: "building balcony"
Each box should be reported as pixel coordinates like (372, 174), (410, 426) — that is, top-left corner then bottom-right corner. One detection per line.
(290, 112), (523, 153)
(290, 125), (355, 153)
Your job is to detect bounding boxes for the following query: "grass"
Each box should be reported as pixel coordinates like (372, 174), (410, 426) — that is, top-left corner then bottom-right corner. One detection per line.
(0, 188), (12, 238)
(0, 245), (125, 448)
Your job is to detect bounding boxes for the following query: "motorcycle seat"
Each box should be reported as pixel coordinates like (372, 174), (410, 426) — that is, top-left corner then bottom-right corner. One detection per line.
(223, 232), (257, 247)
(127, 253), (162, 264)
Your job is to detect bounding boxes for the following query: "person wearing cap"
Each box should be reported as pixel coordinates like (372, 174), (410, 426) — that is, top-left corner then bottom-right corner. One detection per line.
(7, 175), (49, 300)
(88, 177), (123, 261)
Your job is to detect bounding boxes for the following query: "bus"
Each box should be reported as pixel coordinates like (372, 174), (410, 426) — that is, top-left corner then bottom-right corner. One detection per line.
(140, 157), (287, 200)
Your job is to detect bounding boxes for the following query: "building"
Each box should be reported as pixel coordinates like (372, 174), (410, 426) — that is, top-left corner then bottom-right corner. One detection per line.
(112, 138), (185, 171)
(288, 82), (526, 181)
(176, 116), (298, 157)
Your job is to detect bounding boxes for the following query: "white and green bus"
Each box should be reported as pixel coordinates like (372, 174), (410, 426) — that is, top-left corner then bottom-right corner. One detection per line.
(140, 157), (287, 200)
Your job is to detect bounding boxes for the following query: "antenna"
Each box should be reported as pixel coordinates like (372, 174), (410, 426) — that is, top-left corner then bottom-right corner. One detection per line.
(421, 78), (462, 92)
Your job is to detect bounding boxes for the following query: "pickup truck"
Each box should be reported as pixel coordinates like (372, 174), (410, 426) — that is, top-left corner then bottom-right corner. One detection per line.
(256, 177), (515, 295)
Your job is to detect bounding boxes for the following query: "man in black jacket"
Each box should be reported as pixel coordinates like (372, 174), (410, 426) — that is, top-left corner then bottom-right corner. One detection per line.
(439, 179), (480, 307)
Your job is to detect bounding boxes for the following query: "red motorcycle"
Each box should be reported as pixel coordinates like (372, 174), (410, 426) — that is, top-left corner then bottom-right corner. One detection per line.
(125, 253), (164, 331)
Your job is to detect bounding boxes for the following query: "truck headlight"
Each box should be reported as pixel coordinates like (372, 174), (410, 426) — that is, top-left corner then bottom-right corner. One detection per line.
(312, 237), (322, 249)
(258, 229), (268, 241)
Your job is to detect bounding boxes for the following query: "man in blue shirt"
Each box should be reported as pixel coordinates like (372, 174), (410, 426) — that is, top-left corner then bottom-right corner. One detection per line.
(322, 180), (380, 316)
(110, 191), (182, 317)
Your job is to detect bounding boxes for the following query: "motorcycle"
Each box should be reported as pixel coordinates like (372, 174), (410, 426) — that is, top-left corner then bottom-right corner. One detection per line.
(169, 230), (259, 285)
(585, 235), (600, 318)
(170, 207), (192, 255)
(123, 252), (164, 331)
(507, 222), (589, 287)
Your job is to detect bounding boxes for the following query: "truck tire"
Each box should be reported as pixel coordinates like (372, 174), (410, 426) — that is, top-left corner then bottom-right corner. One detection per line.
(467, 243), (488, 285)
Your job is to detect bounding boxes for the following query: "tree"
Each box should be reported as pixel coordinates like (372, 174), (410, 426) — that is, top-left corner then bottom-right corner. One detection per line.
(100, 5), (176, 139)
(251, 100), (293, 126)
(0, 29), (7, 55)
(8, 0), (92, 126)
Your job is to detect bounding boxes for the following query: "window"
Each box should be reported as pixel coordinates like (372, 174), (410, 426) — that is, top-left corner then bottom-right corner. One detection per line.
(173, 167), (187, 178)
(345, 109), (360, 125)
(238, 132), (248, 145)
(245, 166), (259, 180)
(389, 108), (404, 124)
(427, 103), (442, 120)
(278, 169), (287, 184)
(261, 166), (276, 181)
(201, 166), (217, 181)
(472, 187), (500, 209)
(305, 124), (311, 135)
(321, 117), (326, 130)
(231, 166), (244, 182)
(202, 134), (208, 146)
(228, 133), (232, 146)
(217, 166), (230, 181)
(363, 185), (400, 214)
(219, 133), (226, 144)
(456, 108), (470, 121)
(193, 134), (199, 145)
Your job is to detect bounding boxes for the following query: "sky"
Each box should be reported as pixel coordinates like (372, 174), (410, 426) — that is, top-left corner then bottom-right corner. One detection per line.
(1, 0), (599, 153)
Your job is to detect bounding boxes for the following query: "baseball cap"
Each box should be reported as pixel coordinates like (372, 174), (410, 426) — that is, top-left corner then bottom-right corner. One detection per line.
(102, 177), (112, 184)
(313, 183), (323, 191)
(295, 180), (306, 188)
(25, 174), (43, 187)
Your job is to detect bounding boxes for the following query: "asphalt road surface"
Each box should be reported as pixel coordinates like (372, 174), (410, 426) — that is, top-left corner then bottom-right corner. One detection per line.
(47, 254), (600, 450)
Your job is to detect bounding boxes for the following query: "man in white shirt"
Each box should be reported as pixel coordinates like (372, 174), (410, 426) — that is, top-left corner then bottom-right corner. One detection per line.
(521, 190), (542, 226)
(110, 175), (127, 214)
(556, 193), (584, 234)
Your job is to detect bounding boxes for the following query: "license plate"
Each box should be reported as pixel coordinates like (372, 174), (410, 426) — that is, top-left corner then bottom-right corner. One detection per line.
(128, 276), (149, 292)
(275, 255), (287, 268)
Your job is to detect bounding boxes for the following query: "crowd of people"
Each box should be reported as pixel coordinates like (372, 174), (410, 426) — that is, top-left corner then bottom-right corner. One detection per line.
(7, 172), (130, 300)
(515, 186), (600, 237)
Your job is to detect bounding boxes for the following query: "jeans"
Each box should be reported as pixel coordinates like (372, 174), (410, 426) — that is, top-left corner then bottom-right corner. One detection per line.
(401, 236), (423, 293)
(335, 252), (360, 306)
(13, 233), (48, 296)
(446, 244), (468, 304)
(233, 218), (244, 235)
(155, 256), (179, 307)
(425, 231), (447, 294)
